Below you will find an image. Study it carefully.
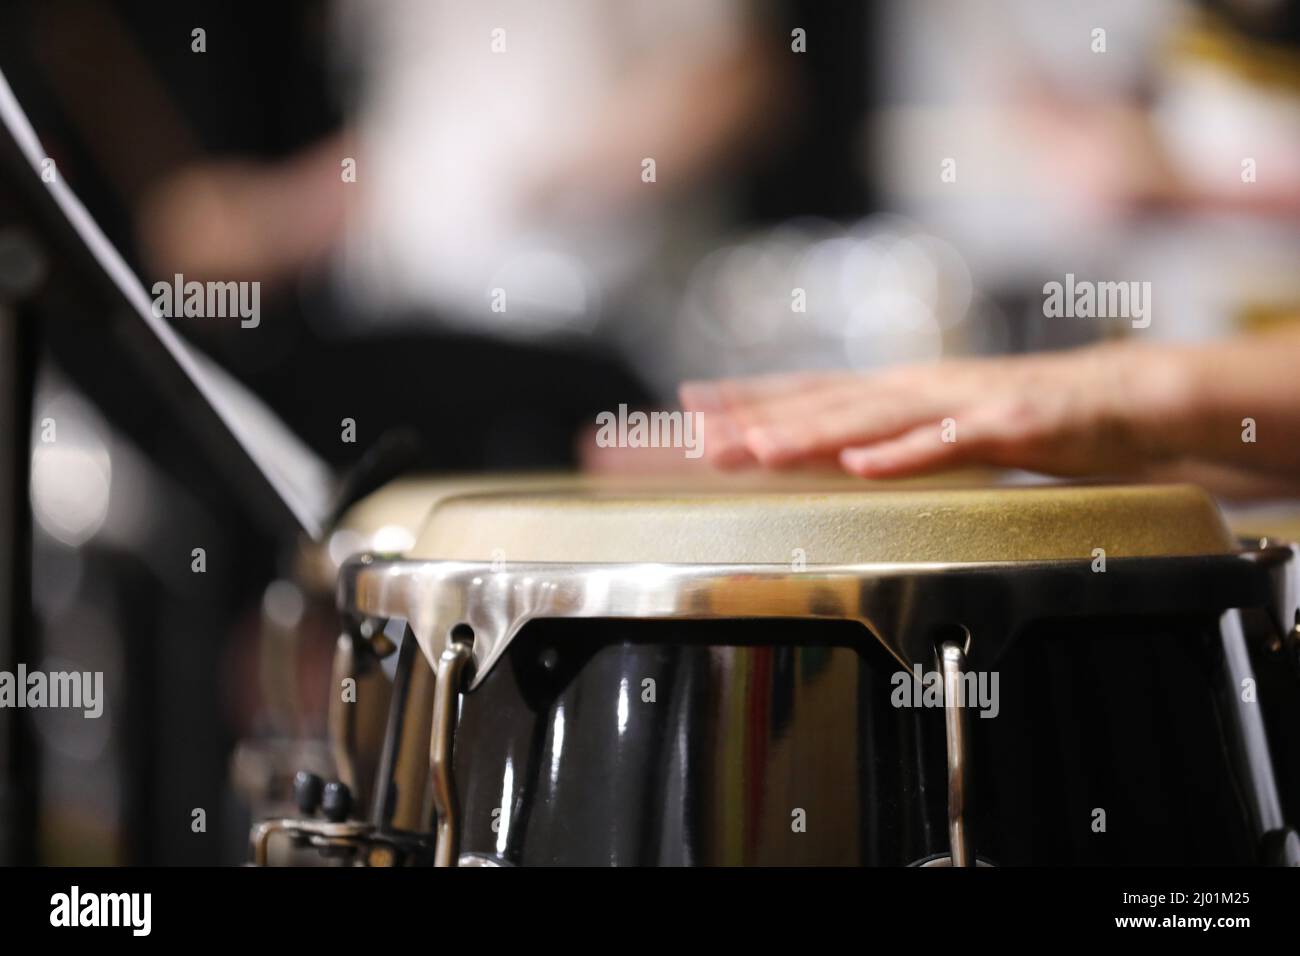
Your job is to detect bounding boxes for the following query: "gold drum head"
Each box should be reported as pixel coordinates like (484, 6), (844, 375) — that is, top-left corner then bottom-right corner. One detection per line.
(402, 481), (1237, 565)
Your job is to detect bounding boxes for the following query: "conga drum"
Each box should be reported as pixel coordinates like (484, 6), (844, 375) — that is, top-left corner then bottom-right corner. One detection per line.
(257, 481), (1300, 866)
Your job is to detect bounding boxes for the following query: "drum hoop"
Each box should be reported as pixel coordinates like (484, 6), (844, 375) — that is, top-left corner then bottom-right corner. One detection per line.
(337, 541), (1299, 688)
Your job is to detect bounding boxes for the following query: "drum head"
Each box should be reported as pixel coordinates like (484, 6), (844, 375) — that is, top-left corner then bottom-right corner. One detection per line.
(406, 481), (1237, 565)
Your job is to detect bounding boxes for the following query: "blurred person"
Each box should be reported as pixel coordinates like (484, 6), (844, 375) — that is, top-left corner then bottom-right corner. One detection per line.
(874, 0), (1300, 358)
(137, 0), (784, 335)
(129, 0), (799, 478)
(1016, 0), (1300, 221)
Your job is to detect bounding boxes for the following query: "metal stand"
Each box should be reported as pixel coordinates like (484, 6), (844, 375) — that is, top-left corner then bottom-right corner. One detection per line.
(0, 283), (40, 865)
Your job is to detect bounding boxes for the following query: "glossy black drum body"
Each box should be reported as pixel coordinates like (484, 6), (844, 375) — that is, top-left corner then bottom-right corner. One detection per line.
(453, 614), (1257, 866)
(292, 480), (1300, 869)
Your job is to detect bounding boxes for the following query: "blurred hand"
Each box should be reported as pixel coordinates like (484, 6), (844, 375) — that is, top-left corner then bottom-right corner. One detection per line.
(1016, 94), (1181, 219)
(135, 135), (353, 284)
(680, 344), (1190, 479)
(136, 162), (270, 280)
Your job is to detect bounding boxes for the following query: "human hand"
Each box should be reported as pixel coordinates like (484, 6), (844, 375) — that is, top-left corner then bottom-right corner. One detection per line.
(679, 344), (1191, 480)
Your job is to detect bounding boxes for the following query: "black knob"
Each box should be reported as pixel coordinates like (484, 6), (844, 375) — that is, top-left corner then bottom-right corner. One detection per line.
(293, 771), (324, 815)
(321, 781), (353, 822)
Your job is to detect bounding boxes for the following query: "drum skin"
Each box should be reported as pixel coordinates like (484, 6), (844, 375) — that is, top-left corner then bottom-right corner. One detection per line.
(451, 616), (1257, 866)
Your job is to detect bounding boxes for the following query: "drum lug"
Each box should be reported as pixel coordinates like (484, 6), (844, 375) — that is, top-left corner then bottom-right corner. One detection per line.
(430, 630), (474, 867)
(940, 639), (974, 867)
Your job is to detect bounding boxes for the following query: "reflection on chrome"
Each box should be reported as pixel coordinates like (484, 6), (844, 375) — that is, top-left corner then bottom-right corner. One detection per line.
(496, 757), (514, 856)
(617, 676), (630, 737)
(548, 704), (565, 790)
(370, 523), (416, 555)
(339, 547), (1299, 694)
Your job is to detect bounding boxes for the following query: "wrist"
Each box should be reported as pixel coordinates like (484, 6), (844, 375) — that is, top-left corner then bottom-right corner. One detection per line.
(1108, 341), (1203, 464)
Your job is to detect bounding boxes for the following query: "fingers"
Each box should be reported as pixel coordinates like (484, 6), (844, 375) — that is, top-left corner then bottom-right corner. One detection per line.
(679, 370), (855, 412)
(683, 372), (857, 468)
(839, 423), (970, 478)
(681, 374), (852, 468)
(681, 361), (1026, 475)
(713, 379), (970, 468)
(685, 372), (952, 467)
(700, 412), (758, 468)
(679, 350), (1143, 481)
(743, 393), (918, 466)
(837, 400), (1069, 478)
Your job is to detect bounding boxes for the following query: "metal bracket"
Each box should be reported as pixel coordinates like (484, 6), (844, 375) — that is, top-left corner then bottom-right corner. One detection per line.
(940, 640), (973, 867)
(339, 547), (1296, 690)
(249, 817), (432, 867)
(430, 635), (473, 867)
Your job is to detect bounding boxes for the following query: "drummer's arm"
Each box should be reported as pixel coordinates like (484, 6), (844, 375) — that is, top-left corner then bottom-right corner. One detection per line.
(1158, 324), (1300, 481)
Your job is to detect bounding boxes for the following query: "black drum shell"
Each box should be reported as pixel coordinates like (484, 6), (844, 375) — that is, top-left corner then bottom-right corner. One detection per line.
(450, 615), (1259, 866)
